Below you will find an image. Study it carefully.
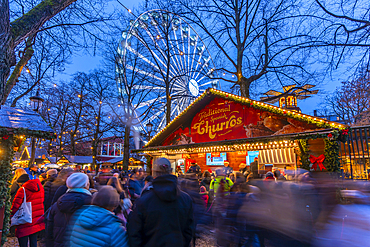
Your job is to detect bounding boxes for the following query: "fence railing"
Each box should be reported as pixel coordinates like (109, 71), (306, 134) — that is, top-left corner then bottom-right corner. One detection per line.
(339, 126), (370, 179)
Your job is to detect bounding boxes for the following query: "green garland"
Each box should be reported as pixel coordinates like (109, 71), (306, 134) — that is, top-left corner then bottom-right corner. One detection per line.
(0, 127), (56, 140)
(146, 156), (153, 175)
(298, 139), (310, 170)
(0, 135), (15, 245)
(0, 130), (54, 246)
(324, 139), (340, 172)
(134, 130), (345, 153)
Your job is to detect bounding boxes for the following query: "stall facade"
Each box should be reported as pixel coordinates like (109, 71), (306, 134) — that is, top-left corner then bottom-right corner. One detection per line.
(0, 106), (55, 243)
(134, 89), (349, 176)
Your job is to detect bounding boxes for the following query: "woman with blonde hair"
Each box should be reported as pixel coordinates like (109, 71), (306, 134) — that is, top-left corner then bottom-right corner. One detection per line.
(10, 168), (27, 202)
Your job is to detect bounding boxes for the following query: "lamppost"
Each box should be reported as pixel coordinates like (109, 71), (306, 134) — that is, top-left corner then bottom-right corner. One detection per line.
(29, 90), (44, 167)
(146, 121), (153, 141)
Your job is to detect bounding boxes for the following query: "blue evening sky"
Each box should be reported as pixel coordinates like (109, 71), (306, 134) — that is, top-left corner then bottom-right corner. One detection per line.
(61, 0), (350, 117)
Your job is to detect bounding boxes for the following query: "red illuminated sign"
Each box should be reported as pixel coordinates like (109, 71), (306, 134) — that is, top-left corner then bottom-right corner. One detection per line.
(211, 152), (220, 157)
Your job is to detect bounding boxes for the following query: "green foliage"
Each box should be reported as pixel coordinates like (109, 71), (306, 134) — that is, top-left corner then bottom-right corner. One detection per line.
(0, 130), (53, 245)
(298, 139), (310, 170)
(324, 139), (340, 172)
(0, 127), (55, 140)
(0, 135), (15, 245)
(146, 156), (153, 175)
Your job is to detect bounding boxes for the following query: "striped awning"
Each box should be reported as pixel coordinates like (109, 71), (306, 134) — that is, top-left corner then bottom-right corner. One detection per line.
(258, 148), (296, 164)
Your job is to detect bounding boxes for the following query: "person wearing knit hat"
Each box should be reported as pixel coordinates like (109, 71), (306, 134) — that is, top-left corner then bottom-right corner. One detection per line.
(66, 172), (90, 191)
(46, 172), (92, 247)
(67, 186), (128, 246)
(152, 157), (172, 177)
(92, 186), (120, 211)
(186, 159), (201, 177)
(222, 160), (233, 177)
(264, 171), (275, 181)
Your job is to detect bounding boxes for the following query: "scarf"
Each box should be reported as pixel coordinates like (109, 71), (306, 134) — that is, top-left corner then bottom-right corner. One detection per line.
(67, 188), (92, 195)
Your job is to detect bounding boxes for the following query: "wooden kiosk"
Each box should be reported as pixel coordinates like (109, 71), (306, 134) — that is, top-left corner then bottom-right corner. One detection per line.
(134, 89), (349, 177)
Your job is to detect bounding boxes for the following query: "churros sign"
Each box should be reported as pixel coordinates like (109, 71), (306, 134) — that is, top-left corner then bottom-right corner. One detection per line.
(191, 98), (244, 142)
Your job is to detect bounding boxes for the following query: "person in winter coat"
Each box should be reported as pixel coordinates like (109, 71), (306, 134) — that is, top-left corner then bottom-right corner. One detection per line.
(11, 175), (45, 247)
(264, 171), (275, 181)
(128, 170), (143, 202)
(45, 168), (73, 208)
(140, 175), (153, 196)
(128, 158), (194, 247)
(200, 171), (212, 191)
(43, 169), (58, 212)
(222, 160), (233, 177)
(250, 157), (259, 179)
(24, 164), (39, 180)
(199, 186), (209, 208)
(66, 186), (128, 247)
(46, 173), (92, 247)
(210, 168), (234, 198)
(10, 168), (27, 203)
(186, 160), (202, 176)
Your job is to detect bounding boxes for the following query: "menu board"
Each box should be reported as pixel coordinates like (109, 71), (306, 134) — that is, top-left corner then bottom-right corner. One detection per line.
(246, 151), (259, 166)
(206, 152), (227, 166)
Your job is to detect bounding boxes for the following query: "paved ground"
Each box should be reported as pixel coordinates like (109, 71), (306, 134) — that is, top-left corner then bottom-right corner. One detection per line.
(5, 236), (217, 247)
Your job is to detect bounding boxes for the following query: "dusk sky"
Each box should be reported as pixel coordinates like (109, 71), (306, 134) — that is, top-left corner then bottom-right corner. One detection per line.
(61, 0), (353, 117)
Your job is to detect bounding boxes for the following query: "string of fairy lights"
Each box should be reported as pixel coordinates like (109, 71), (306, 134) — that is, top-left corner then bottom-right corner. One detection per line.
(142, 140), (298, 155)
(144, 88), (346, 148)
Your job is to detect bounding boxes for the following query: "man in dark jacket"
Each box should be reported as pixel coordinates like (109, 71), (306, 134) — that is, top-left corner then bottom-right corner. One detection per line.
(128, 169), (143, 202)
(43, 169), (58, 212)
(250, 157), (259, 179)
(186, 160), (201, 176)
(46, 173), (92, 247)
(44, 168), (73, 210)
(222, 160), (233, 177)
(128, 158), (194, 247)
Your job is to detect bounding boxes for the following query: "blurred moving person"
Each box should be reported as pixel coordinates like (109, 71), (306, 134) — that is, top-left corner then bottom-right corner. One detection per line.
(128, 158), (194, 247)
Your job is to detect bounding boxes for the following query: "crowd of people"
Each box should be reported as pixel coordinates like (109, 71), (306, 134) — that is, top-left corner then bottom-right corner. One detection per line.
(9, 159), (195, 247)
(8, 159), (370, 247)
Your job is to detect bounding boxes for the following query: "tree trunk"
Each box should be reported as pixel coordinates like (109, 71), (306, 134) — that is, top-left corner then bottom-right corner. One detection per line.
(1, 0), (78, 105)
(0, 0), (15, 105)
(92, 140), (97, 172)
(29, 137), (36, 167)
(166, 94), (171, 125)
(239, 77), (250, 98)
(123, 125), (130, 171)
(71, 133), (75, 155)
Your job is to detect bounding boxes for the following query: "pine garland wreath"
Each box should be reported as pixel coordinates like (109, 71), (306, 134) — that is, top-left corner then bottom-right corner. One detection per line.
(146, 156), (153, 174)
(298, 139), (310, 170)
(0, 130), (54, 245)
(324, 139), (340, 172)
(0, 135), (15, 245)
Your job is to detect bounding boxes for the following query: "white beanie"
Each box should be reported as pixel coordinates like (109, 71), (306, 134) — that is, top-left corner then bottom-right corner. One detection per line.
(66, 172), (89, 189)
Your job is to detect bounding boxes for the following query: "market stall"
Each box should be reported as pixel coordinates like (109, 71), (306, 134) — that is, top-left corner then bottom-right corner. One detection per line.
(133, 89), (349, 177)
(0, 106), (55, 243)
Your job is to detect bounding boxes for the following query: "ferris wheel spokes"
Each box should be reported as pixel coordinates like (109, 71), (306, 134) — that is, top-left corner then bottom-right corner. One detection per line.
(117, 10), (220, 135)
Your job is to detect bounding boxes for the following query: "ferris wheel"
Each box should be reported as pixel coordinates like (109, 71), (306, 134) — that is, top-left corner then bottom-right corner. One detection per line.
(116, 9), (220, 135)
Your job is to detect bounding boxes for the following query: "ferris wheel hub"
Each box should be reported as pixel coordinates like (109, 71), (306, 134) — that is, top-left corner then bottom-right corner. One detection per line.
(189, 79), (199, 97)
